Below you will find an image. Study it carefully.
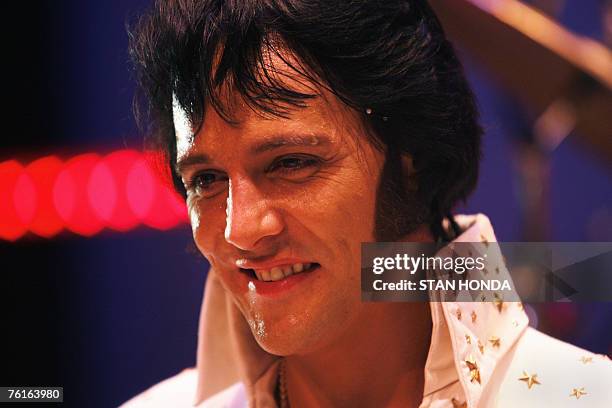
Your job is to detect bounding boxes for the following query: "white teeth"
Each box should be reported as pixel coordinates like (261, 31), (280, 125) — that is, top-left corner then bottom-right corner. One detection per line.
(270, 267), (284, 281)
(252, 262), (315, 281)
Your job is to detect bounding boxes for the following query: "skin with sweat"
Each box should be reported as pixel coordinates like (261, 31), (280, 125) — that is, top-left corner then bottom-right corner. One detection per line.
(175, 54), (433, 407)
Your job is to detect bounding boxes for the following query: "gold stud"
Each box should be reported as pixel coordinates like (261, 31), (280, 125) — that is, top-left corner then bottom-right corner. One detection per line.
(456, 308), (462, 320)
(465, 334), (472, 344)
(471, 310), (477, 323)
(488, 336), (501, 348)
(465, 355), (481, 384)
(478, 340), (484, 354)
(569, 387), (587, 399)
(494, 293), (504, 313)
(518, 371), (541, 389)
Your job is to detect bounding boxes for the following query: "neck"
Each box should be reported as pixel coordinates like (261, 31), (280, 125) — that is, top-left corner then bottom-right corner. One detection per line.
(285, 302), (432, 407)
(284, 225), (434, 407)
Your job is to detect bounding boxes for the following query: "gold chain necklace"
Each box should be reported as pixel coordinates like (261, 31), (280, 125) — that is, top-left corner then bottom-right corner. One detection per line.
(278, 358), (289, 408)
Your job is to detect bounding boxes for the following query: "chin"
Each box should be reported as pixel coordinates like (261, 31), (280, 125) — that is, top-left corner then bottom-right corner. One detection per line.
(252, 331), (303, 356)
(254, 316), (355, 358)
(254, 339), (293, 356)
(242, 292), (358, 356)
(249, 319), (323, 357)
(249, 321), (299, 355)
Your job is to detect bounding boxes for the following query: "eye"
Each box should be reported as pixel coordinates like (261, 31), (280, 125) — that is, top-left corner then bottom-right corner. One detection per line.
(186, 171), (227, 198)
(267, 155), (321, 175)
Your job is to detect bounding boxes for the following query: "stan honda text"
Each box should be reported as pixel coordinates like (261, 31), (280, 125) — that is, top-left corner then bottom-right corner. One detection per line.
(373, 279), (512, 291)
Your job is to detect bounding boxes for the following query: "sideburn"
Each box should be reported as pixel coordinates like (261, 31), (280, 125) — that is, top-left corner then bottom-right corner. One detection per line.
(373, 147), (430, 242)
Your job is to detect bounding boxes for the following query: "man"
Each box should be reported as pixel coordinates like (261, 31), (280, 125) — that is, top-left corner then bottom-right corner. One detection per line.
(124, 0), (611, 406)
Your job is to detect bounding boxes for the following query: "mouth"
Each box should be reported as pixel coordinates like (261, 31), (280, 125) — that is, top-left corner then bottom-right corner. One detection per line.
(239, 263), (320, 282)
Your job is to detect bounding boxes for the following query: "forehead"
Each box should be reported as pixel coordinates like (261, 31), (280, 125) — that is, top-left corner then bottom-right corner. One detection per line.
(175, 98), (353, 163)
(173, 47), (367, 160)
(202, 94), (350, 143)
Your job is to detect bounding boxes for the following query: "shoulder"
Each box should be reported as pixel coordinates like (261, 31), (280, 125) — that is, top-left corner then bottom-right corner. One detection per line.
(497, 327), (612, 407)
(120, 368), (198, 408)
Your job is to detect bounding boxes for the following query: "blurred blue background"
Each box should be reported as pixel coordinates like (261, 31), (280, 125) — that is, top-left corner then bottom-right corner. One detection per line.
(0, 0), (610, 407)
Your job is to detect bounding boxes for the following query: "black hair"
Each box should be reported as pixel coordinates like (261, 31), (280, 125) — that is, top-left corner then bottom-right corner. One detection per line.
(128, 0), (482, 242)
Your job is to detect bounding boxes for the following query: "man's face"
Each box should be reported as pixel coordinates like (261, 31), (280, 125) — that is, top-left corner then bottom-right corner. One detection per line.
(175, 77), (387, 355)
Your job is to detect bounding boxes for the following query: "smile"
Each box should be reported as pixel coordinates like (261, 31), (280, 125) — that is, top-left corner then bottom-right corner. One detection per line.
(241, 263), (320, 282)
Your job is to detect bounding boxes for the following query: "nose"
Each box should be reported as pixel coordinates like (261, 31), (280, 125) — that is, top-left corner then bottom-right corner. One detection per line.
(224, 178), (285, 251)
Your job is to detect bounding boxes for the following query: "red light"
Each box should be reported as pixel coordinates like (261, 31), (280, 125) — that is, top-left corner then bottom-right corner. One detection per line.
(54, 153), (105, 236)
(0, 160), (27, 241)
(168, 186), (188, 221)
(126, 154), (186, 230)
(94, 150), (140, 231)
(89, 160), (117, 222)
(145, 183), (187, 230)
(26, 156), (64, 238)
(142, 150), (187, 229)
(126, 156), (155, 222)
(1, 150), (188, 240)
(14, 171), (36, 227)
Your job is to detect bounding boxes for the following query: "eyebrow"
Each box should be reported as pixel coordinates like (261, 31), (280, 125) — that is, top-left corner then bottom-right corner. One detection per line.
(250, 134), (331, 154)
(175, 153), (212, 175)
(175, 134), (332, 175)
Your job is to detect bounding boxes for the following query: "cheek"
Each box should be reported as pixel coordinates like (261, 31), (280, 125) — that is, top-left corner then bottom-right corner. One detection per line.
(187, 195), (227, 257)
(306, 174), (377, 239)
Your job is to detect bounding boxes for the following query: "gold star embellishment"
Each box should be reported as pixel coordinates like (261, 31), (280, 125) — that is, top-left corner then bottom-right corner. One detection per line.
(569, 387), (587, 399)
(488, 336), (501, 348)
(579, 356), (593, 364)
(471, 310), (477, 323)
(465, 355), (481, 384)
(456, 308), (462, 320)
(493, 293), (504, 313)
(518, 371), (541, 389)
(451, 397), (467, 408)
(465, 334), (472, 344)
(478, 340), (485, 354)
